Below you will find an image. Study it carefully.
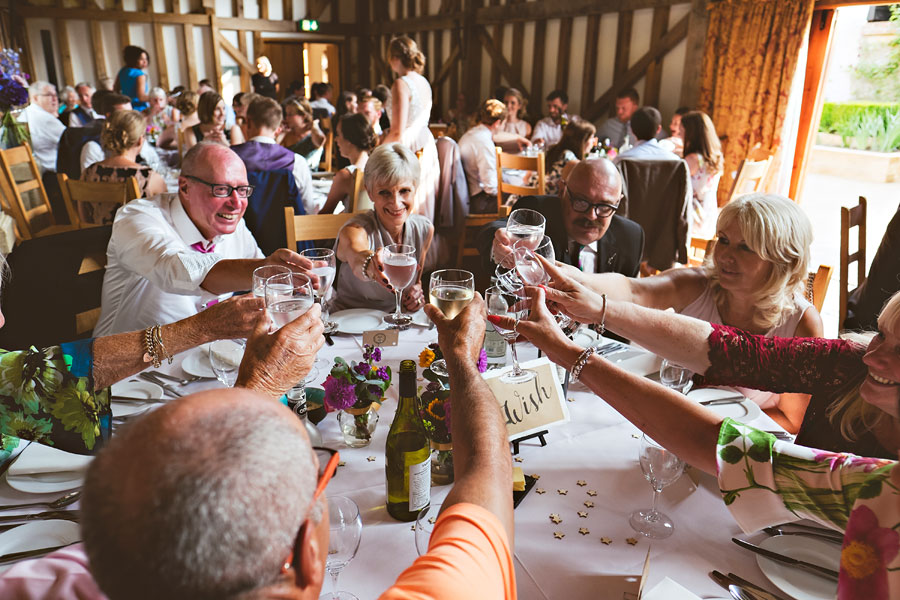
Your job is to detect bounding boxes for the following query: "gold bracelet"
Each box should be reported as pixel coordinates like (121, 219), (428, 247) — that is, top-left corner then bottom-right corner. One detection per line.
(143, 326), (160, 368)
(360, 251), (376, 282)
(152, 325), (173, 365)
(571, 347), (596, 382)
(598, 293), (607, 336)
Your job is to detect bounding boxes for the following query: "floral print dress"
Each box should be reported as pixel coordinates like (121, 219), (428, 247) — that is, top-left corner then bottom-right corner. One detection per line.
(0, 339), (111, 456)
(717, 419), (898, 600)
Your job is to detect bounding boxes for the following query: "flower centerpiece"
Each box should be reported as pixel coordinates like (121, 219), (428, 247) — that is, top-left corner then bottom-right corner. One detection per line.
(324, 345), (391, 447)
(417, 343), (488, 484)
(0, 49), (30, 149)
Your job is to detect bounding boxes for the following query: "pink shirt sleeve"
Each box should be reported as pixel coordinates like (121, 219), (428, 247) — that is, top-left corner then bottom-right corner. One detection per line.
(379, 503), (516, 600)
(0, 543), (107, 600)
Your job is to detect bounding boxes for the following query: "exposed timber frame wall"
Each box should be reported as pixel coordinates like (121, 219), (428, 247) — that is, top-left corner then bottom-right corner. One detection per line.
(358, 0), (708, 127)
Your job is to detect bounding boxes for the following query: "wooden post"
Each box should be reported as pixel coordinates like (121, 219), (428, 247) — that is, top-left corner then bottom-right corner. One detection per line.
(643, 6), (670, 107)
(462, 0), (481, 105)
(581, 14), (600, 112)
(554, 17), (572, 93)
(790, 9), (836, 203)
(282, 0), (292, 22)
(356, 0), (371, 88)
(530, 18), (545, 111)
(260, 0), (268, 21)
(238, 30), (251, 91)
(56, 20), (75, 87)
(510, 0), (524, 88)
(209, 13), (223, 91)
(119, 20), (131, 49)
(90, 20), (107, 82)
(612, 10), (633, 115)
(488, 0), (502, 91)
(184, 23), (198, 89)
(679, 0), (708, 109)
(153, 23), (169, 90)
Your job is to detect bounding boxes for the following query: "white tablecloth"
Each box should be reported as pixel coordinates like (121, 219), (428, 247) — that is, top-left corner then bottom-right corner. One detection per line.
(0, 326), (788, 599)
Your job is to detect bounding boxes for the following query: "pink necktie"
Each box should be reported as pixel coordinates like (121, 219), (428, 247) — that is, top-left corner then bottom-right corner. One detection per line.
(190, 241), (216, 253)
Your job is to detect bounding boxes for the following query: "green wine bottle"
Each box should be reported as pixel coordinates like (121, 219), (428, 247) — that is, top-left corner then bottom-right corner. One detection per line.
(386, 360), (431, 521)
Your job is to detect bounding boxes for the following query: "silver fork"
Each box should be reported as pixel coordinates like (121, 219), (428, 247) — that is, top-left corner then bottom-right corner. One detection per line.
(149, 371), (214, 385)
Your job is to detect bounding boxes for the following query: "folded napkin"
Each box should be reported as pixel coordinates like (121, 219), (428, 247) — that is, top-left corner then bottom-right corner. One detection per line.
(7, 444), (93, 478)
(642, 577), (702, 600)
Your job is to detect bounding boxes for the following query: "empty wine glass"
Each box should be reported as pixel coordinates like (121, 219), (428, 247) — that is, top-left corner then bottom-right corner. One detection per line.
(265, 272), (315, 331)
(208, 339), (245, 387)
(252, 265), (291, 303)
(414, 503), (443, 555)
(505, 208), (546, 253)
(628, 434), (684, 539)
(382, 243), (417, 329)
(486, 284), (535, 384)
(507, 238), (576, 332)
(659, 359), (693, 394)
(319, 496), (363, 600)
(301, 248), (337, 334)
(428, 270), (475, 377)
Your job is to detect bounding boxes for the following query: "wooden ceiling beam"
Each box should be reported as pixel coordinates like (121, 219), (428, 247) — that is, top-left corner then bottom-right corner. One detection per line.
(370, 13), (462, 34)
(476, 0), (684, 24)
(431, 43), (460, 88)
(217, 31), (254, 72)
(476, 25), (529, 100)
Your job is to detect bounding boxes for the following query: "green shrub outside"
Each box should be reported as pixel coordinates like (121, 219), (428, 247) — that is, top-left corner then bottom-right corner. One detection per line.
(818, 102), (900, 152)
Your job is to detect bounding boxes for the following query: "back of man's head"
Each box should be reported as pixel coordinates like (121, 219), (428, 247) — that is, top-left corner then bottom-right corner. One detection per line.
(630, 106), (661, 141)
(311, 82), (325, 99)
(247, 96), (283, 132)
(96, 92), (131, 117)
(82, 388), (318, 600)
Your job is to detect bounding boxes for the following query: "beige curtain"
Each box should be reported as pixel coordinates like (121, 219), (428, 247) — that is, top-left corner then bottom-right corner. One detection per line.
(698, 0), (815, 205)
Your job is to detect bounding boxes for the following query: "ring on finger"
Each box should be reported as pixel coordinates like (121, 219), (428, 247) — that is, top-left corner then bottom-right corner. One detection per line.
(513, 318), (520, 333)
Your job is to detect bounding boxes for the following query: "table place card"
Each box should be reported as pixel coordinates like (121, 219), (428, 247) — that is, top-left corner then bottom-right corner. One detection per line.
(482, 357), (570, 440)
(362, 329), (399, 347)
(640, 577), (702, 600)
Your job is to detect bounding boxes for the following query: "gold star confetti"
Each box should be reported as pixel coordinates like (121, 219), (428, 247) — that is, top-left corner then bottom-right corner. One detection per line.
(428, 517), (437, 525)
(587, 490), (597, 497)
(514, 457), (524, 463)
(626, 538), (638, 546)
(338, 461), (346, 467)
(536, 488), (546, 494)
(631, 434), (640, 439)
(411, 525), (416, 531)
(576, 480), (587, 487)
(601, 537), (613, 545)
(553, 531), (565, 539)
(549, 513), (562, 524)
(531, 473), (541, 480)
(578, 527), (590, 536)
(367, 456), (376, 462)
(567, 397), (576, 403)
(584, 501), (595, 508)
(557, 489), (568, 495)
(577, 511), (588, 518)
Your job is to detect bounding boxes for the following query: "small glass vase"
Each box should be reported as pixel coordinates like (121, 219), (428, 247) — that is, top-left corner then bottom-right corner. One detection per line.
(338, 405), (379, 447)
(430, 442), (454, 485)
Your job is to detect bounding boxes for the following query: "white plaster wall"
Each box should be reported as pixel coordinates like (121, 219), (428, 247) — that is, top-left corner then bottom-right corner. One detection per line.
(823, 6), (869, 103)
(65, 21), (97, 86)
(163, 24), (187, 90)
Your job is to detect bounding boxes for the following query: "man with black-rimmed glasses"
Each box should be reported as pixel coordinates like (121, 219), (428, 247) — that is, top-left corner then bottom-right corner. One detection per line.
(96, 141), (315, 336)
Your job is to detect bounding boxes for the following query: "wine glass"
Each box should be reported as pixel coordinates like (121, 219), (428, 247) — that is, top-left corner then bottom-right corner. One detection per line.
(381, 243), (417, 329)
(266, 272), (318, 383)
(505, 208), (546, 253)
(414, 503), (443, 555)
(319, 496), (362, 600)
(659, 359), (693, 394)
(486, 284), (535, 383)
(507, 237), (576, 331)
(428, 270), (475, 377)
(208, 339), (245, 387)
(301, 248), (337, 334)
(628, 434), (685, 539)
(252, 265), (291, 302)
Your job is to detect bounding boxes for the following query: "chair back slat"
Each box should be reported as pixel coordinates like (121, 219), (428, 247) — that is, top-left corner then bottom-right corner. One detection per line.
(58, 174), (141, 229)
(0, 143), (69, 240)
(319, 117), (334, 172)
(840, 196), (867, 329)
(728, 154), (772, 202)
(348, 167), (365, 213)
(284, 207), (354, 248)
(806, 264), (833, 313)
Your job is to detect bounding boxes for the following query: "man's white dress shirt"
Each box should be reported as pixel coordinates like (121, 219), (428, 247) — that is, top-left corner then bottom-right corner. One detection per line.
(613, 138), (680, 164)
(569, 238), (598, 274)
(80, 132), (162, 174)
(68, 107), (99, 127)
(310, 97), (336, 116)
(18, 103), (66, 173)
(248, 135), (318, 214)
(531, 117), (563, 146)
(458, 124), (498, 197)
(95, 193), (263, 336)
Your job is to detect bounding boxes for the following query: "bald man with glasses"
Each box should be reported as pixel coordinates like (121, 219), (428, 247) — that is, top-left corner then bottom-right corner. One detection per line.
(478, 158), (644, 278)
(96, 141), (316, 335)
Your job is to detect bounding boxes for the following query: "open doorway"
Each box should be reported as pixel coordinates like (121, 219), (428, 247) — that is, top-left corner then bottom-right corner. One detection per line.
(259, 41), (341, 102)
(796, 4), (900, 335)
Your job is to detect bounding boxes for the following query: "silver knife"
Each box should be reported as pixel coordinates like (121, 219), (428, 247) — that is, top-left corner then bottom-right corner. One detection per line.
(0, 510), (80, 524)
(110, 395), (167, 404)
(0, 543), (74, 564)
(700, 396), (745, 406)
(710, 570), (787, 600)
(732, 538), (839, 580)
(138, 372), (183, 397)
(763, 526), (844, 544)
(726, 571), (791, 600)
(772, 522), (845, 540)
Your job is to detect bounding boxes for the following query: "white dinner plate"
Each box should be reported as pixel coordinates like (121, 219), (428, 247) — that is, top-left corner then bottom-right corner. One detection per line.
(331, 309), (389, 334)
(410, 309), (432, 327)
(687, 388), (763, 423)
(181, 345), (216, 379)
(572, 328), (600, 348)
(110, 380), (163, 417)
(757, 535), (840, 600)
(6, 444), (90, 495)
(0, 520), (81, 574)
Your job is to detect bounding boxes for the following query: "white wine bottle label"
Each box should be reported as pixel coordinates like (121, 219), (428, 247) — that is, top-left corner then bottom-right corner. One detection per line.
(407, 456), (431, 512)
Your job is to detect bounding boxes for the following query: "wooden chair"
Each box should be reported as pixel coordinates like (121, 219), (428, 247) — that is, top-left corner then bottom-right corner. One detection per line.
(429, 123), (448, 139)
(284, 206), (355, 249)
(346, 167), (367, 213)
(318, 117), (334, 172)
(727, 155), (772, 202)
(687, 236), (714, 267)
(176, 127), (187, 160)
(0, 144), (74, 240)
(58, 174), (141, 229)
(806, 265), (833, 313)
(840, 196), (867, 329)
(454, 148), (546, 267)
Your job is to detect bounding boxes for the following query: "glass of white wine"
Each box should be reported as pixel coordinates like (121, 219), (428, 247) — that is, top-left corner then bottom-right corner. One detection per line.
(382, 243), (417, 329)
(300, 248), (337, 334)
(428, 269), (475, 377)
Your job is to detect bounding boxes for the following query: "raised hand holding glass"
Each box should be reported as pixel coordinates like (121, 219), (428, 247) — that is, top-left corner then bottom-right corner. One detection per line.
(382, 244), (417, 328)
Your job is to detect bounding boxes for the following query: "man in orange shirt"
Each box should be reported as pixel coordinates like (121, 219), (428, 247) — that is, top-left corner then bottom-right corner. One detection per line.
(75, 294), (516, 600)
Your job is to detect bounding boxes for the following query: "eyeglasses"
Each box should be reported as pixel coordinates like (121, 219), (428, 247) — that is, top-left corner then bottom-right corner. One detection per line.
(38, 92), (58, 99)
(312, 446), (340, 501)
(185, 175), (254, 198)
(564, 186), (620, 218)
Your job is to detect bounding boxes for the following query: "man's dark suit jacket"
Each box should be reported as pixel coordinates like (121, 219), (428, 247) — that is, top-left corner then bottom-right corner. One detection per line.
(476, 194), (645, 279)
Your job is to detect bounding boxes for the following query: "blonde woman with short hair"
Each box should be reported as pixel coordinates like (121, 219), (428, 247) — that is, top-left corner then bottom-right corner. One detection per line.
(458, 98), (507, 212)
(560, 193), (823, 429)
(80, 110), (167, 224)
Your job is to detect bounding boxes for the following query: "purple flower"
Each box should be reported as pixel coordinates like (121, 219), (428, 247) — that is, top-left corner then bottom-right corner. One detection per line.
(376, 367), (390, 382)
(426, 380), (442, 393)
(0, 74), (28, 109)
(477, 348), (488, 373)
(362, 345), (381, 363)
(323, 375), (357, 411)
(444, 399), (452, 433)
(353, 361), (370, 378)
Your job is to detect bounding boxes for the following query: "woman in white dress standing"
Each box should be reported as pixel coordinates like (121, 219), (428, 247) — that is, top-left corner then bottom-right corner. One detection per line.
(382, 36), (440, 223)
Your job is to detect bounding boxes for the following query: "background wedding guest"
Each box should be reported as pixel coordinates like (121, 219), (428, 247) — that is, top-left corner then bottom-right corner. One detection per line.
(459, 99), (507, 213)
(358, 93), (384, 138)
(182, 91), (231, 151)
(67, 82), (99, 127)
(531, 89), (572, 147)
(18, 81), (65, 173)
(320, 113), (376, 214)
(80, 110), (167, 224)
(336, 90), (358, 120)
(532, 120), (597, 196)
(251, 55), (279, 99)
(114, 45), (150, 112)
(499, 87), (531, 138)
(57, 85), (79, 120)
(682, 110), (723, 238)
(596, 87), (639, 149)
(310, 81), (336, 117)
(281, 97), (326, 170)
(659, 106), (690, 157)
(157, 90), (199, 150)
(614, 107), (680, 163)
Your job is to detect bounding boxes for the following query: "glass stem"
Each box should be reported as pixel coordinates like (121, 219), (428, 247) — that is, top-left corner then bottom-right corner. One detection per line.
(331, 569), (340, 600)
(648, 487), (661, 521)
(509, 339), (521, 374)
(321, 297), (330, 323)
(394, 289), (402, 316)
